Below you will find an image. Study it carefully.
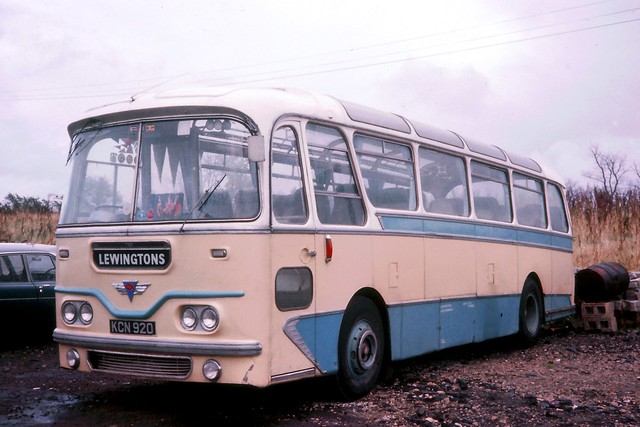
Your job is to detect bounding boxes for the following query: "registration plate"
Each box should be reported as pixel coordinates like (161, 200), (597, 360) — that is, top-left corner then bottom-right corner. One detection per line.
(110, 319), (156, 336)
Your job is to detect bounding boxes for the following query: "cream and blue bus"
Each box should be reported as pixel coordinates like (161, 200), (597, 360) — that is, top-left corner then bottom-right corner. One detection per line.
(54, 87), (574, 398)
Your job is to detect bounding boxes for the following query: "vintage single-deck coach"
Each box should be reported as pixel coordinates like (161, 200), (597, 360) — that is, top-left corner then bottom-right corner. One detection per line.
(54, 87), (574, 398)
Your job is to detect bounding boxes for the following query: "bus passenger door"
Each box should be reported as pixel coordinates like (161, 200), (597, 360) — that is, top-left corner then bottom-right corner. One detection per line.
(269, 123), (318, 382)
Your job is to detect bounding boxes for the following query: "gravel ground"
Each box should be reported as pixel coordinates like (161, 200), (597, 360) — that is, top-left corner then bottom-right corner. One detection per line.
(1, 319), (639, 426)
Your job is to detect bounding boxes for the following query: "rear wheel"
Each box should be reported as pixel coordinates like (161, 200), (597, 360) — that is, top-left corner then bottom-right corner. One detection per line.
(337, 296), (385, 400)
(518, 278), (543, 345)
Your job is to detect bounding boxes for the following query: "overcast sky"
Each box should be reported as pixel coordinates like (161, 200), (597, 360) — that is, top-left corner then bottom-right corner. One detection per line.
(1, 0), (639, 199)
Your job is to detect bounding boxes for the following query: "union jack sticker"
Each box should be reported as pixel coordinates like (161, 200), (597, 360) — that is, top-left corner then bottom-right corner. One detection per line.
(113, 280), (150, 302)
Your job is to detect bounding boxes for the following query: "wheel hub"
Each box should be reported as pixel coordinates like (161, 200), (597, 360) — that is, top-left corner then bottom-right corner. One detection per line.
(348, 320), (378, 373)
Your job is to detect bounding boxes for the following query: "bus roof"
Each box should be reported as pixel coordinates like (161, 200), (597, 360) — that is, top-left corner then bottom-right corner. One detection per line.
(67, 86), (564, 186)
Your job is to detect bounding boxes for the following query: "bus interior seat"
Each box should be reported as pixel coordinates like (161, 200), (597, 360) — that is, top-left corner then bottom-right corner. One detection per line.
(274, 189), (306, 223)
(517, 204), (545, 228)
(474, 197), (501, 220)
(331, 196), (364, 225)
(428, 198), (463, 216)
(333, 185), (364, 224)
(370, 187), (410, 210)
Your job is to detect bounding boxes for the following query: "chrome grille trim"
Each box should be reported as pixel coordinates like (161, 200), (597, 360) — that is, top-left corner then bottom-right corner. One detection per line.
(88, 350), (191, 379)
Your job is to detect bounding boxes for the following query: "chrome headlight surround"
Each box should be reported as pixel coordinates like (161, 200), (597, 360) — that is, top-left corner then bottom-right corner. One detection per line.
(62, 301), (93, 326)
(62, 301), (78, 324)
(180, 305), (219, 332)
(79, 302), (94, 325)
(66, 349), (81, 369)
(203, 359), (222, 381)
(181, 306), (198, 330)
(200, 307), (219, 332)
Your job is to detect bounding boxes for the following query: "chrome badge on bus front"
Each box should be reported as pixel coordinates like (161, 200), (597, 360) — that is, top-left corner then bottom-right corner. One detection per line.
(113, 280), (150, 302)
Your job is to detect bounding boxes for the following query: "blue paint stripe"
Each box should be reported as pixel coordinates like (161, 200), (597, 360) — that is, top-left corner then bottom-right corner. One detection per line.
(544, 294), (575, 321)
(380, 215), (572, 251)
(293, 293), (574, 372)
(56, 286), (244, 319)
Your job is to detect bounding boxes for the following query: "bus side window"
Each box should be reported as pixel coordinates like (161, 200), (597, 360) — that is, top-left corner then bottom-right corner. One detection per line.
(513, 173), (547, 228)
(471, 161), (512, 222)
(547, 183), (569, 232)
(419, 147), (470, 217)
(354, 134), (416, 211)
(271, 126), (308, 224)
(307, 123), (365, 226)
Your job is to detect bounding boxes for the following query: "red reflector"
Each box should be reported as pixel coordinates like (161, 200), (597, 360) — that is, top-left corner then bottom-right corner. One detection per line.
(325, 235), (333, 263)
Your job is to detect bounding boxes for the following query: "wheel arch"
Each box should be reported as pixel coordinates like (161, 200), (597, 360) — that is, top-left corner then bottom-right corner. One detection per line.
(523, 272), (545, 323)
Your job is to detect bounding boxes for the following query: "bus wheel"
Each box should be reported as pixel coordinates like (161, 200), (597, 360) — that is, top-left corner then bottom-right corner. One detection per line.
(518, 278), (543, 345)
(337, 296), (385, 400)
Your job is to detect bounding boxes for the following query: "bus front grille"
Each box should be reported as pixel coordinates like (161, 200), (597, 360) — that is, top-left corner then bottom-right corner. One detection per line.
(87, 350), (192, 379)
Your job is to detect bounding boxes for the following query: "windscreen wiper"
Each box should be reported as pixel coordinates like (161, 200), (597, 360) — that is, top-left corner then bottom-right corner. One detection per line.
(179, 174), (227, 232)
(66, 119), (104, 165)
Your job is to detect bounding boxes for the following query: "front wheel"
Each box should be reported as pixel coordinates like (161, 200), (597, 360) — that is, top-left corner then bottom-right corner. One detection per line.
(518, 278), (544, 345)
(337, 296), (385, 400)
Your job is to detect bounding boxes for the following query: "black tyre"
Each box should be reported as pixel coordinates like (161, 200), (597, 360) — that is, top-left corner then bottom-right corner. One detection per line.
(518, 278), (544, 345)
(336, 296), (385, 400)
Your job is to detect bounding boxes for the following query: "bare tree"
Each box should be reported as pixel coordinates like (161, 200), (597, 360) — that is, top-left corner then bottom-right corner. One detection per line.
(634, 163), (640, 187)
(584, 146), (628, 195)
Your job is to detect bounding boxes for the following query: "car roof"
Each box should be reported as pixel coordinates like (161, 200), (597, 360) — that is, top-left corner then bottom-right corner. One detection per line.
(0, 243), (56, 255)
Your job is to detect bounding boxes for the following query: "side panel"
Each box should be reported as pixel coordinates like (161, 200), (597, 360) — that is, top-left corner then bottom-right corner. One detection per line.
(476, 241), (519, 297)
(439, 298), (476, 348)
(314, 233), (374, 313)
(372, 235), (424, 302)
(425, 238), (476, 300)
(550, 251), (575, 302)
(473, 295), (520, 341)
(389, 301), (439, 360)
(269, 233), (318, 382)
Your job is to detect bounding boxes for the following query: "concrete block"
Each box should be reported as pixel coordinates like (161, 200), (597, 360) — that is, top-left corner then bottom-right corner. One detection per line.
(624, 289), (640, 300)
(581, 302), (615, 317)
(623, 300), (640, 312)
(583, 316), (617, 332)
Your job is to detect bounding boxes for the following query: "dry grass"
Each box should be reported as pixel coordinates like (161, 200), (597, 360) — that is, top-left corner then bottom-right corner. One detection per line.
(569, 188), (640, 270)
(0, 212), (59, 245)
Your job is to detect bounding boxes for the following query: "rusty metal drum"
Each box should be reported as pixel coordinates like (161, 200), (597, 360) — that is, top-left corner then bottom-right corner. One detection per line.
(575, 262), (630, 302)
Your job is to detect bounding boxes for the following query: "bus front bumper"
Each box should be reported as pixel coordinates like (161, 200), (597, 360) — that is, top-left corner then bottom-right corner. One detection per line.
(54, 329), (264, 383)
(53, 330), (262, 357)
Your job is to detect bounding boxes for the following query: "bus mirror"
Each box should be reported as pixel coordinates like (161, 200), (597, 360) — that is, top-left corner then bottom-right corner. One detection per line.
(247, 135), (265, 162)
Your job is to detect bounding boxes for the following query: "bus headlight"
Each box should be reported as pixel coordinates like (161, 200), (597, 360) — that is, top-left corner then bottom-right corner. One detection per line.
(62, 302), (77, 324)
(203, 359), (222, 381)
(201, 307), (219, 331)
(181, 307), (198, 330)
(79, 303), (93, 325)
(66, 349), (81, 369)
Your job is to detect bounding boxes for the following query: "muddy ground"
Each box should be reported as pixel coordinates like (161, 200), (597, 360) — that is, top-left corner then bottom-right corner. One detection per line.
(1, 319), (639, 426)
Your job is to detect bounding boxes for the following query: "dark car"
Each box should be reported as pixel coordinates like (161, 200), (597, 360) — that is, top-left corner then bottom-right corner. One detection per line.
(0, 243), (56, 342)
